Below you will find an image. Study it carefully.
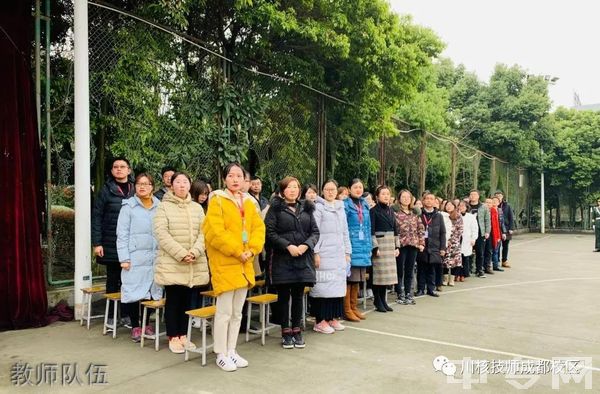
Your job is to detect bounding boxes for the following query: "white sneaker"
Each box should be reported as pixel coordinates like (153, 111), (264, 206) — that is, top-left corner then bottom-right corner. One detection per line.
(191, 317), (202, 329)
(328, 319), (345, 331)
(179, 335), (196, 350)
(216, 354), (237, 372)
(366, 289), (374, 298)
(227, 350), (249, 368)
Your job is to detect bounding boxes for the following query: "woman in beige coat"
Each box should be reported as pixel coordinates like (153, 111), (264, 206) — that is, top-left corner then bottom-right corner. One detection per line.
(154, 172), (209, 354)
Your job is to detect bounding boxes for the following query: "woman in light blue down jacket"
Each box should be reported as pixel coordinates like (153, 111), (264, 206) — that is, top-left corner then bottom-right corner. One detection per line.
(343, 178), (372, 322)
(311, 180), (352, 334)
(117, 173), (163, 343)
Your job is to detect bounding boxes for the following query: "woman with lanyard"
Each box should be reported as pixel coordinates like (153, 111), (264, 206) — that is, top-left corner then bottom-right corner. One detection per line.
(204, 163), (265, 371)
(343, 179), (372, 321)
(369, 185), (400, 312)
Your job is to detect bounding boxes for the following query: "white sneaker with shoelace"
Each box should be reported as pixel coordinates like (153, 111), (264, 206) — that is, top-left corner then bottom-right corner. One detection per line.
(216, 354), (237, 372)
(228, 350), (249, 368)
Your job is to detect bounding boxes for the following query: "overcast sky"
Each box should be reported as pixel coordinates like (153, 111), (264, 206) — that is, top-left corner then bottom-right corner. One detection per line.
(389, 0), (600, 109)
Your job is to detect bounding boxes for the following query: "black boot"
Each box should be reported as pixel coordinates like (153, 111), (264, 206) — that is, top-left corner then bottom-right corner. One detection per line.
(373, 286), (387, 312)
(382, 288), (393, 312)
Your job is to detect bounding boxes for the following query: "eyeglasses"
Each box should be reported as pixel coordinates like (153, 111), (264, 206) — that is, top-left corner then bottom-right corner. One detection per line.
(136, 183), (153, 187)
(323, 188), (337, 192)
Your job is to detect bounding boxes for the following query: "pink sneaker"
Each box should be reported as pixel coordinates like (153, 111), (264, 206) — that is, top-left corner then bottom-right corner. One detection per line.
(131, 327), (142, 342)
(144, 325), (155, 337)
(313, 320), (334, 334)
(328, 319), (345, 331)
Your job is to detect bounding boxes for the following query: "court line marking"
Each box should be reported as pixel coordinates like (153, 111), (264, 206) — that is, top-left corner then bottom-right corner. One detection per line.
(439, 277), (600, 295)
(344, 325), (600, 372)
(508, 235), (552, 247)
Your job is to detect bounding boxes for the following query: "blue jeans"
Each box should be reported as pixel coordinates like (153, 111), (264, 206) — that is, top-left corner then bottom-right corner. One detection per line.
(492, 244), (501, 269)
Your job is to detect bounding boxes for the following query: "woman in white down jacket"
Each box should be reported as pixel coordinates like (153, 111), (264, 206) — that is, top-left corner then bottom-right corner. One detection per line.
(311, 180), (352, 334)
(458, 200), (479, 281)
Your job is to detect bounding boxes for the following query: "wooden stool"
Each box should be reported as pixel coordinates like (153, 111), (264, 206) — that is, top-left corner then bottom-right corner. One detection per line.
(245, 293), (278, 345)
(140, 299), (166, 351)
(184, 306), (216, 366)
(200, 290), (217, 306)
(361, 273), (372, 309)
(80, 286), (105, 330)
(102, 292), (121, 338)
(253, 279), (266, 295)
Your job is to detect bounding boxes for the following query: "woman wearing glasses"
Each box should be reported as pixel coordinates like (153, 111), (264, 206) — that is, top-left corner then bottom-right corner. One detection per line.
(116, 173), (163, 343)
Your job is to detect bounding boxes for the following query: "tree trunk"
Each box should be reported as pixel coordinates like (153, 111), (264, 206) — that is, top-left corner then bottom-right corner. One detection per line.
(418, 131), (427, 196)
(94, 101), (106, 197)
(556, 194), (561, 228)
(378, 135), (385, 186)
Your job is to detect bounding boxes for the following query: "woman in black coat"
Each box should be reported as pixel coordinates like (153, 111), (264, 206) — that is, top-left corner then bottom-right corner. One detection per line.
(415, 193), (446, 297)
(265, 176), (319, 349)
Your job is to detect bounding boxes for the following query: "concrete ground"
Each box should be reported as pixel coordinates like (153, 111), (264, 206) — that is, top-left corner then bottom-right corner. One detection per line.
(1, 233), (599, 393)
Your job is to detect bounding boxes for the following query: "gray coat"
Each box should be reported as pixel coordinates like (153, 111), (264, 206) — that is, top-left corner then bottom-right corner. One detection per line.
(311, 197), (352, 298)
(116, 196), (163, 303)
(474, 203), (491, 237)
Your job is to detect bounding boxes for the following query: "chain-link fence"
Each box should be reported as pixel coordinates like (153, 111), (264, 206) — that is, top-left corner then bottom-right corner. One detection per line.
(379, 130), (532, 229)
(42, 1), (533, 286)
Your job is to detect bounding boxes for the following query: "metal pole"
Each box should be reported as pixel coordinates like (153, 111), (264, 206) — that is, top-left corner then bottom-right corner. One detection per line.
(74, 0), (92, 319)
(35, 0), (42, 142)
(540, 148), (545, 234)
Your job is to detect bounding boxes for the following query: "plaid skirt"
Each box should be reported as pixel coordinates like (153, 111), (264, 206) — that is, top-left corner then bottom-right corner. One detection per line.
(372, 232), (398, 286)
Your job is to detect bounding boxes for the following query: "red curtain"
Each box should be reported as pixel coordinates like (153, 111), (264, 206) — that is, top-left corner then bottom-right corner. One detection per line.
(0, 0), (48, 329)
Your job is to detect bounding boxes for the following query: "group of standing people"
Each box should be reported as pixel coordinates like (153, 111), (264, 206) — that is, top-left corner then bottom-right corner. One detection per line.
(91, 157), (515, 372)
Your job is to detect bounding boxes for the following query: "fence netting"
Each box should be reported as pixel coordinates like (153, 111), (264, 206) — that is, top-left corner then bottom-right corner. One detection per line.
(42, 1), (531, 285)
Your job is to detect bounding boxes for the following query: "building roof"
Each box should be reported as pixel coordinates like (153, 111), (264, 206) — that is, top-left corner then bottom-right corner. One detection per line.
(573, 103), (600, 111)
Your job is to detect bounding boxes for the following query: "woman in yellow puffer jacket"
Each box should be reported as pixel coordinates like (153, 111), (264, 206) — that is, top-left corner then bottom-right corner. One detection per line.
(153, 172), (209, 354)
(203, 163), (265, 372)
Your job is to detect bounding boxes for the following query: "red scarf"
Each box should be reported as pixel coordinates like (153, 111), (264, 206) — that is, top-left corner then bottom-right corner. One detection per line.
(490, 207), (501, 249)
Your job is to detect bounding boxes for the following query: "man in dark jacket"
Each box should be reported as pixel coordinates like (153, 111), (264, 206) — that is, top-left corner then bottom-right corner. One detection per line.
(154, 165), (176, 201)
(249, 176), (269, 211)
(495, 190), (515, 268)
(92, 157), (135, 326)
(416, 193), (446, 297)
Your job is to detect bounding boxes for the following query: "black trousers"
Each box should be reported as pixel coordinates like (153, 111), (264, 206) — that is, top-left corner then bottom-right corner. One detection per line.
(474, 235), (486, 274)
(123, 301), (141, 328)
(276, 284), (304, 330)
(394, 246), (418, 296)
(434, 263), (443, 286)
(417, 261), (437, 293)
(164, 285), (192, 337)
(106, 263), (126, 317)
(483, 237), (492, 270)
(501, 239), (510, 262)
(462, 255), (472, 277)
